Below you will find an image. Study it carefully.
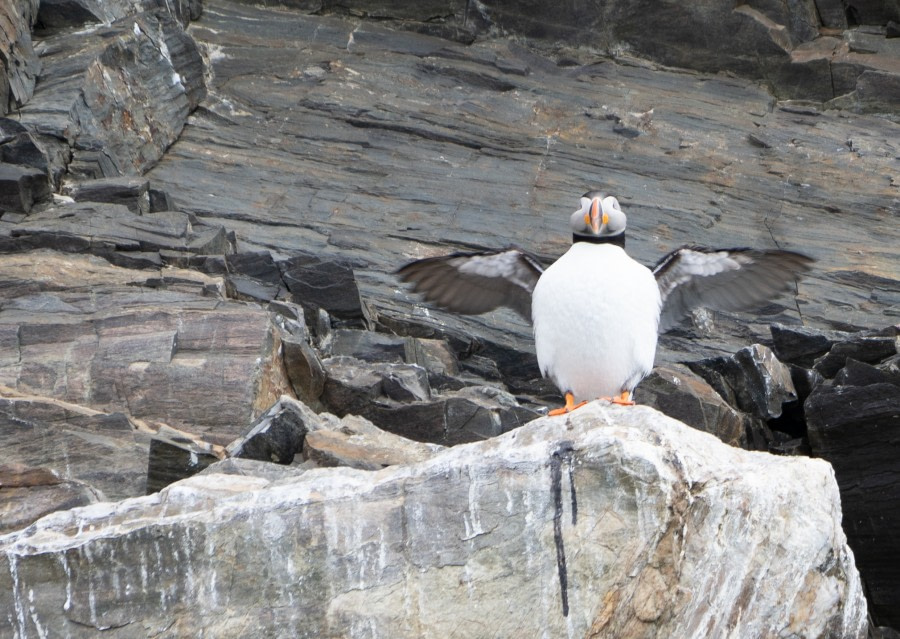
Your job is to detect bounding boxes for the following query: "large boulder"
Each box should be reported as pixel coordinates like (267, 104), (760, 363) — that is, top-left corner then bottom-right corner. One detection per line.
(0, 404), (867, 637)
(0, 251), (291, 438)
(14, 7), (205, 178)
(0, 0), (41, 113)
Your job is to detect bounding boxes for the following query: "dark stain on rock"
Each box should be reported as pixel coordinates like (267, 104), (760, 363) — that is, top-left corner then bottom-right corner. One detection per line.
(550, 441), (576, 617)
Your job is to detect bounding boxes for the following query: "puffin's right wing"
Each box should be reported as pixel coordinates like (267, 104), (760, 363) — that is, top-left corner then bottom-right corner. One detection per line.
(653, 247), (814, 332)
(397, 249), (543, 321)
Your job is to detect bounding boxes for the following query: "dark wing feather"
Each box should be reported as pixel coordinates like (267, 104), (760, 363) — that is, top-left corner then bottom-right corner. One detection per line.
(653, 246), (814, 332)
(396, 249), (543, 321)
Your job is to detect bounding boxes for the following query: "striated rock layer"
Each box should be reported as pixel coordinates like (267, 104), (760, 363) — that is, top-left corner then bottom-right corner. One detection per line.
(1, 404), (867, 638)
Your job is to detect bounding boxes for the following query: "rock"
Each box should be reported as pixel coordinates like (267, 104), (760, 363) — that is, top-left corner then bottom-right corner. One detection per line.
(148, 187), (174, 212)
(330, 328), (409, 362)
(806, 382), (900, 628)
(4, 202), (235, 255)
(0, 391), (151, 501)
(0, 251), (292, 439)
(814, 0), (850, 29)
(281, 335), (327, 408)
(788, 363), (826, 402)
(281, 254), (366, 323)
(0, 117), (52, 178)
(225, 250), (283, 285)
(813, 334), (898, 377)
(0, 0), (41, 111)
(36, 0), (102, 30)
(404, 335), (459, 376)
(303, 413), (441, 469)
(225, 395), (440, 471)
(320, 355), (385, 409)
(0, 462), (98, 534)
(0, 163), (50, 213)
(200, 457), (312, 482)
(380, 365), (431, 402)
(834, 358), (900, 387)
(226, 395), (321, 464)
(63, 176), (151, 213)
(770, 323), (847, 367)
(146, 436), (223, 494)
(159, 250), (227, 273)
(321, 355), (534, 444)
(688, 344), (798, 421)
(16, 8), (204, 178)
(638, 365), (746, 448)
(223, 273), (281, 303)
(0, 404), (868, 637)
(322, 0), (900, 109)
(880, 353), (900, 375)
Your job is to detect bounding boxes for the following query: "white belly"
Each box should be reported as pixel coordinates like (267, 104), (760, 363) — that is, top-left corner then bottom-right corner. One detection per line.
(531, 243), (661, 402)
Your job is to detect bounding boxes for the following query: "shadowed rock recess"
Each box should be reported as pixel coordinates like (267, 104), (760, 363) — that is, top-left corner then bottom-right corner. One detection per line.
(1, 0), (898, 636)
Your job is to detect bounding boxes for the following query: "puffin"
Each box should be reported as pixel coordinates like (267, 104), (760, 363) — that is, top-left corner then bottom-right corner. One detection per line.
(397, 190), (813, 416)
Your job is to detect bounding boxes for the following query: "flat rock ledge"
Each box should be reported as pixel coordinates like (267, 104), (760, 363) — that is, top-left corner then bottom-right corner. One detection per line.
(1, 404), (867, 639)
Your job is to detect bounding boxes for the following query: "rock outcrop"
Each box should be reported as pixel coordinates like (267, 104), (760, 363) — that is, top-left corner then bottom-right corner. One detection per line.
(773, 323), (900, 628)
(0, 404), (868, 638)
(316, 0), (900, 110)
(1, 0), (898, 634)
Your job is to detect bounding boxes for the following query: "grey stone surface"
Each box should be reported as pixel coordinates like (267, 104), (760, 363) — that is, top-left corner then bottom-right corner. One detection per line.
(227, 395), (321, 464)
(15, 7), (204, 177)
(0, 462), (99, 534)
(0, 404), (868, 639)
(1, 0), (897, 632)
(0, 163), (49, 213)
(807, 381), (900, 627)
(4, 202), (234, 255)
(0, 392), (150, 502)
(142, 0), (898, 382)
(638, 365), (747, 448)
(64, 176), (150, 213)
(688, 344), (798, 421)
(146, 435), (221, 494)
(0, 251), (293, 439)
(0, 0), (41, 112)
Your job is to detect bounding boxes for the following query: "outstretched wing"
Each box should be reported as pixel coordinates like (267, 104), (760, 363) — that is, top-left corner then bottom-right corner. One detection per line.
(653, 247), (814, 332)
(397, 249), (544, 321)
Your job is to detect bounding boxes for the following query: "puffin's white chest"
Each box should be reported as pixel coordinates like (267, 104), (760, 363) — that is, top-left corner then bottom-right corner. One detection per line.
(531, 243), (661, 401)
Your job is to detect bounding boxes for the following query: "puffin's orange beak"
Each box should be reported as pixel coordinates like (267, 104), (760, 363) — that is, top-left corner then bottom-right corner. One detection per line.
(587, 197), (606, 234)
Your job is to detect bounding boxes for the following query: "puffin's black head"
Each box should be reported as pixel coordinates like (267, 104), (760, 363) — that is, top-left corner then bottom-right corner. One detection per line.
(570, 191), (627, 245)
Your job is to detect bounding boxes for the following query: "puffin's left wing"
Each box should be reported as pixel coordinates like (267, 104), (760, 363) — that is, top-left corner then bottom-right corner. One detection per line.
(397, 249), (543, 321)
(653, 247), (814, 332)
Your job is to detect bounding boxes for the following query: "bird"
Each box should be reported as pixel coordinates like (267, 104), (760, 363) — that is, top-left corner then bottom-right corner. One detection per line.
(397, 190), (814, 416)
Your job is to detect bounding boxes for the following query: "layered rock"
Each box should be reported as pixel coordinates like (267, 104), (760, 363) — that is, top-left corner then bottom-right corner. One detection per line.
(143, 0), (899, 374)
(773, 323), (900, 628)
(0, 0), (41, 113)
(9, 1), (204, 181)
(0, 404), (868, 638)
(0, 0), (897, 634)
(314, 0), (900, 110)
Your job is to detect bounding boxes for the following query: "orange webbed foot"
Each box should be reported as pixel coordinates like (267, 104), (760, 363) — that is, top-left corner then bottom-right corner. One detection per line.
(548, 392), (588, 416)
(601, 391), (635, 406)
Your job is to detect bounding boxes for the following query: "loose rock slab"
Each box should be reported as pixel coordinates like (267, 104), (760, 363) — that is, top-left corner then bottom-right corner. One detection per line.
(0, 404), (867, 638)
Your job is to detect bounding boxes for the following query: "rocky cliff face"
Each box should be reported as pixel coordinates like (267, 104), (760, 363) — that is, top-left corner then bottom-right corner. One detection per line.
(1, 0), (899, 636)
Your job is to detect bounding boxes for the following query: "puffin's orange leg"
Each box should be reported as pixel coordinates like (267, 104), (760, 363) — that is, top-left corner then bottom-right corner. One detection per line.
(601, 390), (635, 406)
(548, 392), (588, 416)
